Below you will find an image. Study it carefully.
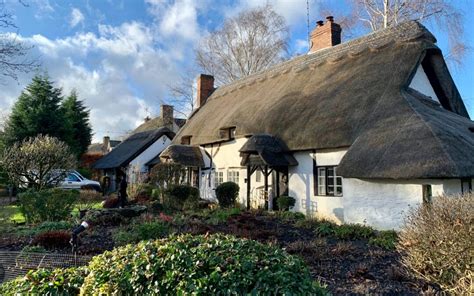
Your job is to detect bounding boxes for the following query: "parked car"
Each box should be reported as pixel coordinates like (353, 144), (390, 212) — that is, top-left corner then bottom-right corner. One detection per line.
(59, 170), (101, 192)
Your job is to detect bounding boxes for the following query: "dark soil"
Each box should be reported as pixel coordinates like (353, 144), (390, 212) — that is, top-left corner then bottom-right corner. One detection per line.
(0, 210), (440, 295)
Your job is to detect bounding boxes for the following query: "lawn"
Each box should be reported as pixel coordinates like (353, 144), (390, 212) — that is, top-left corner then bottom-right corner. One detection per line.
(0, 205), (24, 224)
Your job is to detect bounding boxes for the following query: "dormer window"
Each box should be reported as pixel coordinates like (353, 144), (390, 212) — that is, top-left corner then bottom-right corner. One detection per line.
(181, 136), (192, 145)
(219, 126), (236, 140)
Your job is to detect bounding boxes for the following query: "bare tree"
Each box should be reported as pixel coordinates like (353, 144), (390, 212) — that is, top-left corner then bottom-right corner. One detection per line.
(343, 0), (467, 65)
(167, 71), (197, 117)
(0, 1), (38, 81)
(195, 4), (289, 85)
(0, 135), (77, 190)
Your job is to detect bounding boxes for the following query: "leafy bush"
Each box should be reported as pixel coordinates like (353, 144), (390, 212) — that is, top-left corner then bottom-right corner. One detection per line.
(333, 223), (375, 240)
(165, 184), (199, 210)
(81, 234), (326, 295)
(369, 230), (398, 250)
(102, 195), (119, 208)
(276, 195), (296, 211)
(29, 221), (73, 236)
(76, 168), (92, 179)
(398, 193), (473, 294)
(18, 188), (79, 223)
(113, 221), (170, 245)
(0, 267), (86, 295)
(32, 230), (72, 249)
(215, 181), (239, 208)
(315, 220), (336, 237)
(274, 211), (306, 223)
(206, 207), (241, 225)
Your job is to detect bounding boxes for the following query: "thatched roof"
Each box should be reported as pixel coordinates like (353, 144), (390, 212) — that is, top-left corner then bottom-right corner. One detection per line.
(239, 134), (298, 167)
(174, 21), (474, 179)
(93, 128), (174, 170)
(134, 117), (186, 134)
(159, 145), (205, 167)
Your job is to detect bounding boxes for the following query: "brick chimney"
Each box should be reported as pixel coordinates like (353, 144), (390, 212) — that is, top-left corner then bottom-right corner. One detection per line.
(196, 74), (214, 108)
(309, 16), (341, 53)
(161, 104), (174, 131)
(103, 136), (110, 153)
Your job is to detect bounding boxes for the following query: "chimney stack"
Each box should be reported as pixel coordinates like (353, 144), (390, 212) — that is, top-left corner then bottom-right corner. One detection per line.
(161, 104), (174, 131)
(196, 74), (214, 108)
(309, 16), (341, 53)
(103, 136), (110, 153)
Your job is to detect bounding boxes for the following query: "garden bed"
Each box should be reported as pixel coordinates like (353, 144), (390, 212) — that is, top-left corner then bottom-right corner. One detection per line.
(0, 206), (439, 295)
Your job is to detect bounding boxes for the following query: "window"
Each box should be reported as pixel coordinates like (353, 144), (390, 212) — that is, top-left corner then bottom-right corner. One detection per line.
(227, 170), (240, 184)
(315, 166), (342, 196)
(422, 185), (432, 204)
(215, 171), (223, 187)
(181, 136), (192, 145)
(67, 173), (80, 182)
(255, 170), (261, 182)
(461, 178), (472, 194)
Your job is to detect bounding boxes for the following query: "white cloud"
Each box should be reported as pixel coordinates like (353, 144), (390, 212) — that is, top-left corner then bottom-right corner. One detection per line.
(32, 0), (55, 19)
(70, 8), (85, 28)
(146, 0), (200, 41)
(0, 21), (183, 142)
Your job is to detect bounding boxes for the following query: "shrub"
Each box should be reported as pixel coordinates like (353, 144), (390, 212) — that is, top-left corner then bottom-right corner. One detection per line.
(102, 195), (119, 208)
(274, 211), (306, 223)
(215, 181), (239, 208)
(76, 168), (92, 179)
(276, 195), (296, 211)
(398, 193), (473, 294)
(369, 230), (398, 250)
(113, 221), (170, 245)
(206, 207), (241, 225)
(81, 234), (326, 295)
(165, 184), (199, 210)
(0, 267), (86, 295)
(32, 230), (71, 249)
(18, 188), (79, 223)
(29, 221), (73, 235)
(333, 224), (375, 240)
(315, 220), (336, 237)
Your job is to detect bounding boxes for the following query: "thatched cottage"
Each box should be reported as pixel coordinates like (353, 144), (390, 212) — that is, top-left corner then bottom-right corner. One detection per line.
(93, 105), (185, 190)
(161, 19), (474, 229)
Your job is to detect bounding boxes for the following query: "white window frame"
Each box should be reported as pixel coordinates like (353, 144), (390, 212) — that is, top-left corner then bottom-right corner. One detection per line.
(315, 166), (343, 197)
(227, 170), (240, 184)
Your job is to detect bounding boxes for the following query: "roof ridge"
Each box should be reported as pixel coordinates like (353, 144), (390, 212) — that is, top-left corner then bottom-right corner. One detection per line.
(210, 21), (434, 99)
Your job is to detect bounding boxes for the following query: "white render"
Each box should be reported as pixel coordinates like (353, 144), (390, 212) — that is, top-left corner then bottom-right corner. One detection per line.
(128, 135), (172, 176)
(409, 65), (440, 103)
(343, 178), (463, 229)
(195, 140), (469, 230)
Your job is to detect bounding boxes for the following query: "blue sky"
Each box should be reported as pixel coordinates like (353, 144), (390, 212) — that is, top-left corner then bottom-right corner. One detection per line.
(0, 0), (473, 142)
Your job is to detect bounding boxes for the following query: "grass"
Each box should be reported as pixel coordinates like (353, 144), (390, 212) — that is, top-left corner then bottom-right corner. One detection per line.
(0, 205), (25, 224)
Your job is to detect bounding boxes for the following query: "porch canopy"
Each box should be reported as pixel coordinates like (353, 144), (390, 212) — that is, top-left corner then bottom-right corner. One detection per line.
(159, 145), (205, 168)
(239, 134), (298, 210)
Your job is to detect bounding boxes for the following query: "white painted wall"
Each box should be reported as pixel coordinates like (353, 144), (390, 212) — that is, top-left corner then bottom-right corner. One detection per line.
(200, 138), (251, 204)
(343, 178), (464, 230)
(409, 65), (440, 103)
(128, 135), (171, 175)
(289, 149), (347, 223)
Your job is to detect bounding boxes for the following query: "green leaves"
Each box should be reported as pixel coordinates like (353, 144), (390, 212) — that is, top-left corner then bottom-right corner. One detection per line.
(82, 234), (327, 295)
(2, 75), (92, 159)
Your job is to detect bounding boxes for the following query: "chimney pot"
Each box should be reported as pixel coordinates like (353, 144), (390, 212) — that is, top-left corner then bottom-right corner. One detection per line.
(196, 74), (215, 108)
(309, 15), (342, 53)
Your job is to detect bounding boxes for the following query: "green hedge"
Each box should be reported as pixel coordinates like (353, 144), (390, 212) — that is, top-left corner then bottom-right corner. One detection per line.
(19, 188), (79, 223)
(82, 234), (326, 295)
(0, 267), (86, 295)
(276, 196), (296, 211)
